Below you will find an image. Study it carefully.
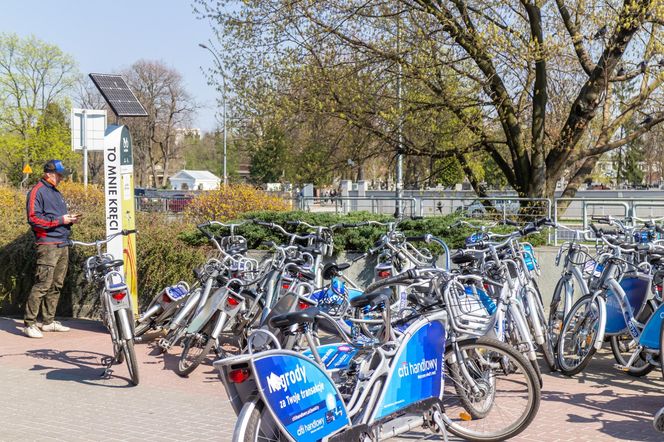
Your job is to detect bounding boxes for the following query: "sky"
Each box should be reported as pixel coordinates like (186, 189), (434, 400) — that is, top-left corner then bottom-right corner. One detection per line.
(0, 0), (222, 132)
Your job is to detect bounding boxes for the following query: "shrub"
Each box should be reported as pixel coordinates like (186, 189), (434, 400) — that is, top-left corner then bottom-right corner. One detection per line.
(178, 210), (547, 253)
(0, 184), (206, 316)
(184, 184), (291, 221)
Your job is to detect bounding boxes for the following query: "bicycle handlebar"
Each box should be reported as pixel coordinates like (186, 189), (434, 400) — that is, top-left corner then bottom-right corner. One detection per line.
(58, 229), (137, 248)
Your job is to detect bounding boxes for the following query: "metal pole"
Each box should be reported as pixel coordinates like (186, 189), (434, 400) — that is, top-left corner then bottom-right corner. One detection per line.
(82, 110), (88, 188)
(199, 42), (228, 185)
(223, 89), (227, 185)
(395, 17), (403, 218)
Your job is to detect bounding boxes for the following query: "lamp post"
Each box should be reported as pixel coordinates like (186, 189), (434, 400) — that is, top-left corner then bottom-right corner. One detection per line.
(199, 43), (227, 185)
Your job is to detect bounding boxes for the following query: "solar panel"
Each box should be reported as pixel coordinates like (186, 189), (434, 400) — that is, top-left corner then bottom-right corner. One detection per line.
(89, 73), (148, 117)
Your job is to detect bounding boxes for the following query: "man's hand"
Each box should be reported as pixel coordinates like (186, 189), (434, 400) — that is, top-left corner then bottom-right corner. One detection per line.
(63, 214), (79, 225)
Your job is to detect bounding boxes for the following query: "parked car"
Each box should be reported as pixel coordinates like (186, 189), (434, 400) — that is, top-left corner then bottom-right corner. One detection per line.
(167, 194), (194, 213)
(455, 198), (520, 218)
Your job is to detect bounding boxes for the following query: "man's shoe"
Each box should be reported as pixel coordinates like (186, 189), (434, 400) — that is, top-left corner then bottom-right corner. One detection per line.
(41, 321), (70, 332)
(24, 325), (43, 338)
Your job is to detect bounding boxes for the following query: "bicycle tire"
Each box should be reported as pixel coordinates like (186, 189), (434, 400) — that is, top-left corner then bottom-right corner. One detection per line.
(176, 333), (215, 377)
(556, 295), (602, 376)
(609, 333), (654, 377)
(547, 277), (568, 354)
(442, 336), (541, 442)
(527, 280), (557, 372)
(133, 320), (153, 338)
(239, 401), (287, 442)
(122, 339), (140, 386)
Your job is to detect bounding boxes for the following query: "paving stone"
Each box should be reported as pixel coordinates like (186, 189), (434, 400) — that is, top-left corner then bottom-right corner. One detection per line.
(1, 317), (663, 441)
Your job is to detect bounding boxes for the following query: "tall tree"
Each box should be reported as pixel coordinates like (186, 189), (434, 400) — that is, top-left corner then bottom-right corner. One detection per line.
(123, 60), (195, 187)
(196, 0), (664, 208)
(0, 33), (78, 183)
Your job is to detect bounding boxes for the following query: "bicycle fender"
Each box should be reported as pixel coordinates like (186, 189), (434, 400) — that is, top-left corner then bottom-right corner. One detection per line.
(115, 308), (134, 340)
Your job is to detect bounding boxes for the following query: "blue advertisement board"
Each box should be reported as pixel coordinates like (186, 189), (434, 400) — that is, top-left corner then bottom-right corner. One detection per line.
(253, 353), (350, 441)
(372, 321), (445, 421)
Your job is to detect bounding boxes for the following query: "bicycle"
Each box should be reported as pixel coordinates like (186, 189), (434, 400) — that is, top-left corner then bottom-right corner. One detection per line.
(214, 266), (540, 442)
(60, 229), (139, 385)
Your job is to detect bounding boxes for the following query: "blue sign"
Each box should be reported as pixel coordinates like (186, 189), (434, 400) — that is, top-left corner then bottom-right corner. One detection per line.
(254, 353), (350, 441)
(372, 321), (446, 420)
(302, 343), (359, 370)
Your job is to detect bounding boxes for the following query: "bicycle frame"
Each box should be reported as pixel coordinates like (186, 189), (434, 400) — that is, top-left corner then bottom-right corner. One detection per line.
(215, 311), (448, 441)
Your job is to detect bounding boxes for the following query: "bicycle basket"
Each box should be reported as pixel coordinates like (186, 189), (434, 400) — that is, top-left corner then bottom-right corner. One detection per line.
(443, 279), (494, 335)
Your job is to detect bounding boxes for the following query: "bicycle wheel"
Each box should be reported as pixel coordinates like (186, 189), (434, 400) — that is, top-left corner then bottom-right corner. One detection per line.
(527, 280), (556, 371)
(121, 339), (140, 386)
(610, 333), (654, 376)
(240, 401), (288, 442)
(556, 295), (602, 376)
(442, 336), (540, 442)
(548, 277), (570, 355)
(134, 320), (153, 338)
(176, 332), (215, 377)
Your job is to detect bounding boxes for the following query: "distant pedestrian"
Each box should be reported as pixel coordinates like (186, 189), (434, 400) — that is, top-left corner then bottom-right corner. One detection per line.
(23, 160), (80, 338)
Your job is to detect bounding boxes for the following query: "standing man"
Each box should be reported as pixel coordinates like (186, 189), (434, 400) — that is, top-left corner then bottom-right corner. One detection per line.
(24, 160), (80, 338)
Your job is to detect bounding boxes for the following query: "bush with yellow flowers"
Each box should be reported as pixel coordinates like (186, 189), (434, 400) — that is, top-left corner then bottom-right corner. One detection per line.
(184, 184), (291, 221)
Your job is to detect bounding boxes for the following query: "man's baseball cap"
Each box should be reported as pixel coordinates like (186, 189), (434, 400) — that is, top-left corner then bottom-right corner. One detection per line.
(43, 159), (71, 176)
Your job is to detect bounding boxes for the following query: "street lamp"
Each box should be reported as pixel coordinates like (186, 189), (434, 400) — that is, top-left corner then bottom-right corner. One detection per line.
(199, 42), (227, 185)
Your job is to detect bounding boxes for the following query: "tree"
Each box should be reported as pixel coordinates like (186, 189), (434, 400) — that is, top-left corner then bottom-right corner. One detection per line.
(123, 60), (195, 187)
(196, 0), (664, 208)
(0, 34), (78, 184)
(249, 125), (288, 184)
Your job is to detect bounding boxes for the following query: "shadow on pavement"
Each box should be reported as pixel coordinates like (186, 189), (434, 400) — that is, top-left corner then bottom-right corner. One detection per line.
(0, 317), (27, 336)
(25, 348), (135, 388)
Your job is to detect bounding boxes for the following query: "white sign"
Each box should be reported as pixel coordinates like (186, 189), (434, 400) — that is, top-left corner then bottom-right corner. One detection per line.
(71, 108), (107, 151)
(103, 125), (124, 263)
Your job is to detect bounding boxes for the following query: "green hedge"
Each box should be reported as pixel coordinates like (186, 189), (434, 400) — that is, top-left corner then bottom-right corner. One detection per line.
(178, 210), (547, 253)
(0, 184), (545, 318)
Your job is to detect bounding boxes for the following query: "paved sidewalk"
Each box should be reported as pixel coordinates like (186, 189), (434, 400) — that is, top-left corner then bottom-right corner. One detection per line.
(1, 317), (662, 441)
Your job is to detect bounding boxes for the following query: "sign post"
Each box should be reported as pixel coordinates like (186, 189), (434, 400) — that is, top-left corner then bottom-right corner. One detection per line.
(90, 73), (147, 317)
(71, 108), (107, 188)
(104, 125), (138, 314)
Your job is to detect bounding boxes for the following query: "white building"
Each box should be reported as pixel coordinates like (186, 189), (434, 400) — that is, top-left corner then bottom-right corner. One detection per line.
(169, 170), (221, 191)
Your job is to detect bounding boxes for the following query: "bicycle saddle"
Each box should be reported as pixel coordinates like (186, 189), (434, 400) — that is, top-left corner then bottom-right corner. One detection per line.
(269, 307), (321, 329)
(407, 292), (440, 310)
(292, 266), (316, 281)
(451, 251), (478, 265)
(96, 259), (124, 273)
(349, 289), (390, 309)
(322, 262), (351, 280)
(227, 244), (248, 255)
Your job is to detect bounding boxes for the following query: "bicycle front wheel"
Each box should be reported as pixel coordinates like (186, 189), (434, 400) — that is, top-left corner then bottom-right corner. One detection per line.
(556, 295), (603, 376)
(176, 332), (214, 377)
(121, 339), (140, 386)
(610, 333), (654, 376)
(442, 336), (541, 442)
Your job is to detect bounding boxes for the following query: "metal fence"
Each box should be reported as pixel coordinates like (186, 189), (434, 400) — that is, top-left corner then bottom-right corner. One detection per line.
(296, 196), (418, 217)
(134, 192), (664, 246)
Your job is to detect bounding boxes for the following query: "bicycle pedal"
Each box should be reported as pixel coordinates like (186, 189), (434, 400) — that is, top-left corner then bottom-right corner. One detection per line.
(613, 364), (629, 372)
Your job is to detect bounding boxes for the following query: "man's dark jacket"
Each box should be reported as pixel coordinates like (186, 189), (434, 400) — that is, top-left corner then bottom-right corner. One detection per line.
(25, 178), (71, 244)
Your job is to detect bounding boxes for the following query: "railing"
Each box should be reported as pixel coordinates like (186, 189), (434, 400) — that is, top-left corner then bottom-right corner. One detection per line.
(135, 195), (193, 213)
(552, 197), (664, 245)
(133, 192), (664, 246)
(297, 196), (418, 216)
